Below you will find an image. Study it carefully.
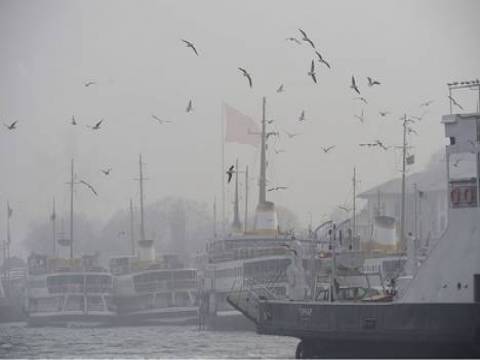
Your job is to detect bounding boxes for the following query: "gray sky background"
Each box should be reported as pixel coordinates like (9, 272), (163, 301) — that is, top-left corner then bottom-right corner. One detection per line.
(1, 0), (479, 256)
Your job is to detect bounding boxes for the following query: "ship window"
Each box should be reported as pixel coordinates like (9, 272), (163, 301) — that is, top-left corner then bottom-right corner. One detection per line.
(449, 152), (478, 208)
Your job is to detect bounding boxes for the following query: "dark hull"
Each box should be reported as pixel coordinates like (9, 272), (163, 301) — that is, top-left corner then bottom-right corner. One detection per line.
(112, 308), (198, 326)
(256, 301), (480, 358)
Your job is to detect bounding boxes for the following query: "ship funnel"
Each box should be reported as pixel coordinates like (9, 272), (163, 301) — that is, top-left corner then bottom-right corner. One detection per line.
(254, 201), (278, 236)
(370, 215), (398, 253)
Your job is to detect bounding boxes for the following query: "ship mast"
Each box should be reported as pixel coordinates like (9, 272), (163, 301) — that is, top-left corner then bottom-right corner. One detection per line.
(258, 96), (267, 206)
(232, 159), (242, 232)
(129, 198), (135, 256)
(69, 158), (74, 259)
(352, 167), (356, 250)
(244, 165), (249, 233)
(400, 115), (407, 253)
(139, 154), (146, 243)
(51, 197), (56, 256)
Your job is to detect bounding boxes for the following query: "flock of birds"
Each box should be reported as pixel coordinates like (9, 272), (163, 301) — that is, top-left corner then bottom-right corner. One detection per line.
(3, 27), (470, 211)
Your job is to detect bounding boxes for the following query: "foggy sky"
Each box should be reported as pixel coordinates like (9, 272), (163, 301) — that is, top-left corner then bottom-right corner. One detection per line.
(1, 0), (479, 256)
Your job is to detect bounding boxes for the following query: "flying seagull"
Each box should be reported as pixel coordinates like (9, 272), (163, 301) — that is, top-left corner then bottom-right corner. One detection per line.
(299, 110), (306, 121)
(84, 81), (96, 87)
(79, 180), (97, 196)
(350, 76), (360, 95)
(152, 114), (171, 124)
(420, 100), (434, 107)
(315, 51), (331, 69)
(448, 95), (464, 111)
(268, 186), (288, 192)
(375, 140), (389, 150)
(181, 39), (198, 56)
(4, 121), (18, 130)
(379, 111), (390, 117)
(186, 100), (193, 113)
(285, 130), (300, 138)
(274, 149), (286, 154)
(226, 165), (235, 183)
(285, 37), (302, 45)
(407, 128), (418, 135)
(353, 97), (368, 104)
(354, 109), (365, 123)
(276, 84), (284, 93)
(338, 206), (351, 213)
(453, 158), (463, 167)
(88, 119), (104, 130)
(71, 114), (77, 125)
(308, 60), (317, 84)
(298, 28), (315, 48)
(367, 76), (381, 87)
(238, 67), (253, 88)
(100, 168), (112, 175)
(322, 145), (335, 153)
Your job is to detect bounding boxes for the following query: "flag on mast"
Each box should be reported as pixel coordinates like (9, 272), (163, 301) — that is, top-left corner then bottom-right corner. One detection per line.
(223, 102), (260, 147)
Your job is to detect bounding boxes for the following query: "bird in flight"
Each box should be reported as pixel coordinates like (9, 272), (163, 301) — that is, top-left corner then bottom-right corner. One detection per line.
(308, 60), (317, 84)
(379, 111), (390, 117)
(274, 149), (286, 154)
(407, 127), (418, 135)
(238, 67), (253, 88)
(226, 165), (235, 183)
(359, 143), (377, 147)
(367, 76), (381, 87)
(152, 114), (171, 124)
(4, 121), (18, 130)
(299, 110), (306, 121)
(285, 37), (301, 45)
(453, 158), (463, 167)
(277, 84), (284, 93)
(354, 109), (365, 123)
(84, 81), (96, 87)
(88, 119), (104, 130)
(71, 114), (77, 125)
(186, 100), (193, 113)
(181, 39), (198, 56)
(322, 145), (335, 153)
(285, 130), (300, 138)
(79, 180), (97, 196)
(268, 186), (288, 192)
(315, 51), (331, 69)
(338, 206), (351, 213)
(448, 95), (464, 111)
(298, 28), (315, 48)
(375, 140), (389, 150)
(100, 168), (112, 176)
(420, 100), (434, 107)
(353, 97), (368, 104)
(350, 76), (360, 95)
(280, 243), (298, 256)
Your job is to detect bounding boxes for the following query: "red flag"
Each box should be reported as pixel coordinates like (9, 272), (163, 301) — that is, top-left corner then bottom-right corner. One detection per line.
(223, 102), (260, 147)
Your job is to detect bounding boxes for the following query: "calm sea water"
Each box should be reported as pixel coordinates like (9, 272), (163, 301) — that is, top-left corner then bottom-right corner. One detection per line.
(0, 323), (298, 358)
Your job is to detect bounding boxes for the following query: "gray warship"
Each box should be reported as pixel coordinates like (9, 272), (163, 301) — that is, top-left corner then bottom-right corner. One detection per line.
(228, 89), (480, 357)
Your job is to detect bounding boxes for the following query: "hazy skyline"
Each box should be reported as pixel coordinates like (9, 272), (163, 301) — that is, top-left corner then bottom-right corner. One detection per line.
(1, 0), (479, 256)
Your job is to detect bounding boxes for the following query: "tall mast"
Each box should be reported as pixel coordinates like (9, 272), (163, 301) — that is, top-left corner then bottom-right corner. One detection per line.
(52, 197), (56, 256)
(232, 159), (242, 231)
(129, 199), (135, 256)
(400, 115), (407, 253)
(213, 197), (217, 239)
(258, 97), (267, 206)
(69, 159), (74, 259)
(139, 154), (146, 243)
(244, 165), (249, 233)
(352, 167), (356, 250)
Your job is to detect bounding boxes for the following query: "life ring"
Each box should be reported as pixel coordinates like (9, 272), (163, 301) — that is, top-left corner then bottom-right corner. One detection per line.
(450, 188), (461, 205)
(464, 188), (475, 204)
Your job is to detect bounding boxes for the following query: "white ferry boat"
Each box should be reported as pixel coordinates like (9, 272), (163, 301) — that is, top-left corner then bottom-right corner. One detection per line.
(110, 155), (199, 326)
(25, 253), (115, 327)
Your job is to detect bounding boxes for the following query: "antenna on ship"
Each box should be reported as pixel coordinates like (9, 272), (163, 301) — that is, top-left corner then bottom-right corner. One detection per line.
(259, 97), (267, 206)
(136, 154), (155, 261)
(139, 154), (146, 244)
(231, 159), (242, 233)
(51, 197), (56, 256)
(69, 158), (75, 259)
(352, 167), (356, 250)
(129, 198), (135, 256)
(244, 165), (249, 233)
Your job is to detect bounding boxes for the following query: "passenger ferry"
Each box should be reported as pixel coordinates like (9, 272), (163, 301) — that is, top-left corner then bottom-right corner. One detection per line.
(25, 253), (115, 327)
(110, 155), (199, 326)
(110, 254), (199, 325)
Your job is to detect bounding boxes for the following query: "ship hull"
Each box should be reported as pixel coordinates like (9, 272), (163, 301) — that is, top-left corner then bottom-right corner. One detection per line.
(27, 311), (116, 327)
(113, 307), (198, 326)
(256, 301), (480, 358)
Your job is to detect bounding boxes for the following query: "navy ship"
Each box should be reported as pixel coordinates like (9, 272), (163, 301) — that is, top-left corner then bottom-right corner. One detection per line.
(229, 87), (480, 357)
